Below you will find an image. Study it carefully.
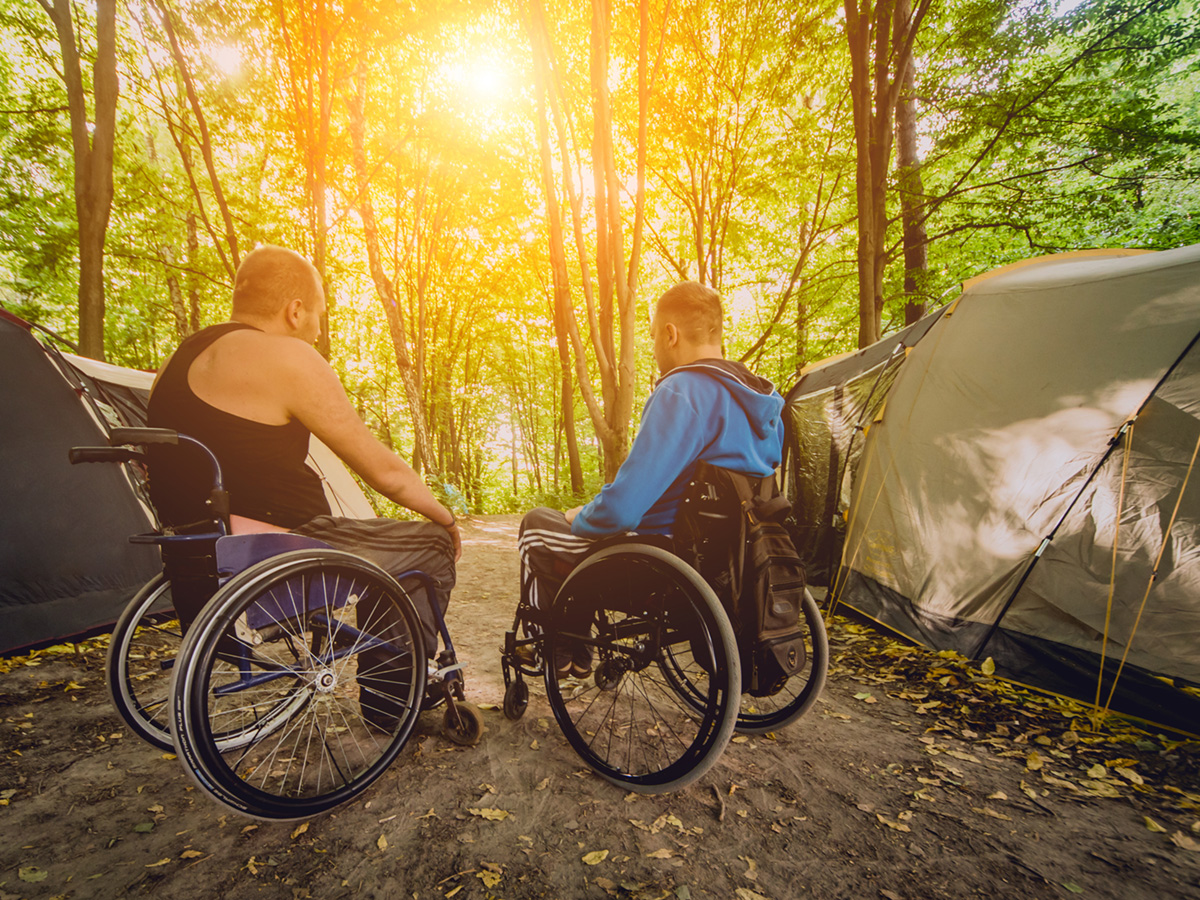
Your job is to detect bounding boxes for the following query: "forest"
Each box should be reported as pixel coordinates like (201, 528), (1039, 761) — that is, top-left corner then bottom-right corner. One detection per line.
(1, 0), (1197, 515)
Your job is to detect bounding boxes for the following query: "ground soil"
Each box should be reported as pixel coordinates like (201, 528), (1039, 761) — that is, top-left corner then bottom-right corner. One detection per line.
(1, 515), (1198, 900)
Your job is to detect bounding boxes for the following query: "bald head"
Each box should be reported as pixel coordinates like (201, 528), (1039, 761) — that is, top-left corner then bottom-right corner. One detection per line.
(231, 245), (322, 320)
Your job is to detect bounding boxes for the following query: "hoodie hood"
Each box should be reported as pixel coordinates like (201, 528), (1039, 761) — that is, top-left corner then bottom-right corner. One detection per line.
(661, 358), (784, 440)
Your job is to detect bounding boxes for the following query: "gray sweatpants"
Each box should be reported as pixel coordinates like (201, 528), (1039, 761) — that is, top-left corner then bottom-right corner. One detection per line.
(292, 515), (455, 658)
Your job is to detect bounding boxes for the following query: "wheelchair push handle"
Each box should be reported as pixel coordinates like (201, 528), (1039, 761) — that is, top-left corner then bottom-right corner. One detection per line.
(69, 446), (147, 466)
(109, 426), (180, 446)
(68, 427), (180, 466)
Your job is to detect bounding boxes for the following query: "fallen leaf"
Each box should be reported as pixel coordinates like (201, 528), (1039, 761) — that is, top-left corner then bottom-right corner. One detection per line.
(1144, 817), (1168, 833)
(981, 657), (996, 676)
(377, 835), (388, 851)
(945, 750), (980, 763)
(1086, 764), (1106, 778)
(134, 822), (155, 833)
(972, 807), (1012, 821)
(854, 692), (877, 704)
(467, 808), (509, 821)
(1171, 832), (1200, 852)
(180, 850), (204, 859)
(875, 814), (910, 833)
(145, 858), (172, 868)
(1025, 751), (1044, 771)
(1115, 768), (1144, 785)
(1062, 882), (1083, 894)
(291, 823), (309, 839)
(1081, 780), (1121, 798)
(18, 866), (48, 883)
(735, 889), (768, 900)
(478, 870), (502, 888)
(646, 849), (674, 859)
(582, 850), (609, 865)
(987, 791), (1008, 801)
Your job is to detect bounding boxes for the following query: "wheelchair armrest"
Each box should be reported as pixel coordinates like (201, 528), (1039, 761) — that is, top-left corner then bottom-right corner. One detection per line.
(109, 427), (179, 446)
(69, 446), (147, 466)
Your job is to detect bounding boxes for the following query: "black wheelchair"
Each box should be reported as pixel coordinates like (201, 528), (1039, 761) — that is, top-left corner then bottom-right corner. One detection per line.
(71, 427), (480, 821)
(499, 469), (828, 794)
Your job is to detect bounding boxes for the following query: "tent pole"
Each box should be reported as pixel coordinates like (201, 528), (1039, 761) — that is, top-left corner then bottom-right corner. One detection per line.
(971, 323), (1200, 661)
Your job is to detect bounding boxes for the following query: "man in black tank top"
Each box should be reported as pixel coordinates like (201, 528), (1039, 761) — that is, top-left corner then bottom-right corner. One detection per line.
(148, 246), (460, 670)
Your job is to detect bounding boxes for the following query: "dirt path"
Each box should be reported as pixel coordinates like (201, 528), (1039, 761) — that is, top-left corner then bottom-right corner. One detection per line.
(1, 515), (1198, 899)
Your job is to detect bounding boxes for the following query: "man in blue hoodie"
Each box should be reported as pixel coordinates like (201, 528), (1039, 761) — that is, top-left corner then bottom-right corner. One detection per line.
(517, 281), (786, 677)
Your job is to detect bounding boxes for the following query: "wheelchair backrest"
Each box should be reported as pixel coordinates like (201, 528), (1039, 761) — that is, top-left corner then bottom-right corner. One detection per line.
(674, 461), (809, 696)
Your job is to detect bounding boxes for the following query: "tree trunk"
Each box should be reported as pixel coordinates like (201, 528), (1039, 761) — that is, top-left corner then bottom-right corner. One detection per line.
(527, 0), (646, 481)
(348, 67), (435, 475)
(843, 0), (930, 348)
(39, 0), (117, 360)
(895, 0), (929, 327)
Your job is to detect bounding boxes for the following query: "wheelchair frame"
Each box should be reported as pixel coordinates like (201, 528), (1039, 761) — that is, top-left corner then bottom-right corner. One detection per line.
(500, 511), (828, 793)
(71, 427), (480, 820)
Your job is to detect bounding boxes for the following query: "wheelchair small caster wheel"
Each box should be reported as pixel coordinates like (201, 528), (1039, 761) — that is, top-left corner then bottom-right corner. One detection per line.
(504, 678), (529, 720)
(444, 703), (484, 746)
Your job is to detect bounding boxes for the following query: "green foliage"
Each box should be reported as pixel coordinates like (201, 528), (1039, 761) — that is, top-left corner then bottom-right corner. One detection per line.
(0, 0), (1196, 512)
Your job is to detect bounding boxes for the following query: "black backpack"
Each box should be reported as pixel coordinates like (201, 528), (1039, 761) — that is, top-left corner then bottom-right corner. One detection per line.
(674, 461), (808, 697)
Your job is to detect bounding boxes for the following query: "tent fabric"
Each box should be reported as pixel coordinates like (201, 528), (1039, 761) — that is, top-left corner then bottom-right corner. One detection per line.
(1, 312), (375, 654)
(831, 244), (1200, 733)
(782, 307), (947, 583)
(65, 354), (376, 520)
(1, 312), (160, 653)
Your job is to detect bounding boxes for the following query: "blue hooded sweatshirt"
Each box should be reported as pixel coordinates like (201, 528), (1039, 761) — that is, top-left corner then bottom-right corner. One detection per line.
(572, 359), (785, 538)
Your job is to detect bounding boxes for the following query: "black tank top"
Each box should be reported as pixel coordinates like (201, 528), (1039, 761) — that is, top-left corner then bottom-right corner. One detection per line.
(146, 323), (331, 529)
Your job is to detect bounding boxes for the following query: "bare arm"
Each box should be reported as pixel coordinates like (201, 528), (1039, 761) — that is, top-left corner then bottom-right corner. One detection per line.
(280, 343), (462, 559)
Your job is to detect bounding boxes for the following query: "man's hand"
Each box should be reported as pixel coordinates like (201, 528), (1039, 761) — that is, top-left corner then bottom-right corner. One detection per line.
(443, 521), (463, 561)
(564, 506), (583, 526)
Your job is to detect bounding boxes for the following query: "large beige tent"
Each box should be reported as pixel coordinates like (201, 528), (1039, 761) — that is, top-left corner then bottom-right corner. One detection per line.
(792, 245), (1200, 732)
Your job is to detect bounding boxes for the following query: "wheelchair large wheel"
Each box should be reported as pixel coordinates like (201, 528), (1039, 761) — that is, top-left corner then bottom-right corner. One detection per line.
(544, 544), (740, 794)
(170, 550), (426, 820)
(107, 573), (179, 751)
(664, 587), (828, 734)
(734, 588), (828, 733)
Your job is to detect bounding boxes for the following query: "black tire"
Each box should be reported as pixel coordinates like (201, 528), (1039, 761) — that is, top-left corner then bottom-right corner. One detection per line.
(443, 702), (484, 746)
(544, 544), (740, 793)
(107, 574), (179, 751)
(732, 588), (828, 734)
(662, 587), (828, 734)
(503, 678), (529, 721)
(170, 550), (426, 820)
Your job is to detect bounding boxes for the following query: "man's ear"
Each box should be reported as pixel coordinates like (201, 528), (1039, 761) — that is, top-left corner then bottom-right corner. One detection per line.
(283, 297), (304, 330)
(665, 322), (680, 347)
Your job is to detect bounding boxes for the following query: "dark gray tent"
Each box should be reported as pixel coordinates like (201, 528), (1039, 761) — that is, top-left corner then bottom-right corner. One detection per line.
(0, 310), (374, 655)
(810, 246), (1200, 733)
(0, 309), (160, 653)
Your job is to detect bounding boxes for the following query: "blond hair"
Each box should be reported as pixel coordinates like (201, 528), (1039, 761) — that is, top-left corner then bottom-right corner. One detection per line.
(655, 281), (723, 344)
